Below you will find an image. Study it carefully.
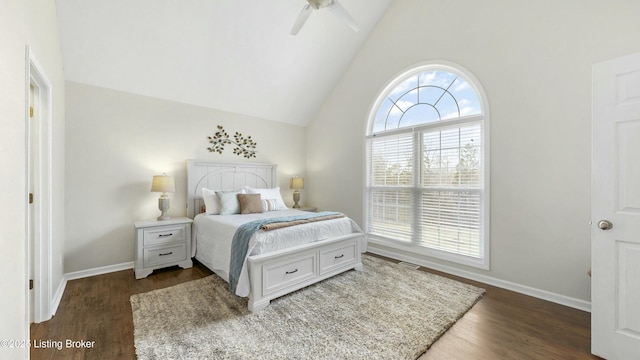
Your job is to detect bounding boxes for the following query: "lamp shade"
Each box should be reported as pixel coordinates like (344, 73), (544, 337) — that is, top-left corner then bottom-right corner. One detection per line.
(151, 174), (175, 193)
(290, 177), (304, 190)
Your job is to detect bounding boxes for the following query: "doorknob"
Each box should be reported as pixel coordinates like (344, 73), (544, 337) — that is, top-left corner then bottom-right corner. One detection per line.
(598, 220), (613, 230)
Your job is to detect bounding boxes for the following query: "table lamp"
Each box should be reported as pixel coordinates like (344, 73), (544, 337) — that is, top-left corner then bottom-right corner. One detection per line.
(151, 173), (175, 221)
(290, 177), (304, 208)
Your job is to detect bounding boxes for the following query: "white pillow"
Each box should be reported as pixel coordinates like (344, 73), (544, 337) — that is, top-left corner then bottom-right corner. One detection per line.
(245, 186), (288, 210)
(202, 188), (246, 215)
(202, 188), (221, 215)
(216, 191), (243, 215)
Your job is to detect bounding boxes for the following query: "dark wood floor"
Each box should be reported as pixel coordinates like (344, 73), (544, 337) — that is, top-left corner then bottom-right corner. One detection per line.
(31, 255), (600, 360)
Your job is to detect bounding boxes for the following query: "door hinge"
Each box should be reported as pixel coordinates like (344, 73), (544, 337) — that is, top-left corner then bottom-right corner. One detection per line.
(29, 279), (34, 290)
(29, 193), (34, 204)
(29, 107), (34, 118)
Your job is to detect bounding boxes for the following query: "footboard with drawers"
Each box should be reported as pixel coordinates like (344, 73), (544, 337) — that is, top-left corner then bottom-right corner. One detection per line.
(247, 234), (362, 311)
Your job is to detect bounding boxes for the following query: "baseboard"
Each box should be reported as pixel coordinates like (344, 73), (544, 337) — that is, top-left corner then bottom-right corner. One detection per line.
(50, 261), (135, 316)
(64, 261), (134, 282)
(51, 277), (67, 317)
(367, 246), (592, 313)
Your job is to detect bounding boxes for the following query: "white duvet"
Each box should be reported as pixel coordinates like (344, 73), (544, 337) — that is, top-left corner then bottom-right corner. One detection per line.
(192, 209), (365, 297)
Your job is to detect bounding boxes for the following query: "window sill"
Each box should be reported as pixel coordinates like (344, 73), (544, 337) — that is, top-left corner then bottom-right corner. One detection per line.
(366, 235), (490, 270)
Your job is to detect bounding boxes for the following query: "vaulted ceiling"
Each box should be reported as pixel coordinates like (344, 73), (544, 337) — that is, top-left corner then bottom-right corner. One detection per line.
(56, 0), (393, 126)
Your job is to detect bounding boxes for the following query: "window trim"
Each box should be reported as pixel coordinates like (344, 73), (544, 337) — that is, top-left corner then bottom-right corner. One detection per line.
(364, 60), (491, 270)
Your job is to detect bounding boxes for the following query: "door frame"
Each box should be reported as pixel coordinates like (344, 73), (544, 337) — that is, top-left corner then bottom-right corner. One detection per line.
(25, 46), (53, 324)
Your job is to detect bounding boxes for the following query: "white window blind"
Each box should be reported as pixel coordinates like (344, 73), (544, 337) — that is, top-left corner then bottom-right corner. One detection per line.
(366, 133), (414, 242)
(420, 124), (482, 257)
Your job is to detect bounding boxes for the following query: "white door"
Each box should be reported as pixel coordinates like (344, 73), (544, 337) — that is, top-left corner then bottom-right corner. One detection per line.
(592, 51), (640, 359)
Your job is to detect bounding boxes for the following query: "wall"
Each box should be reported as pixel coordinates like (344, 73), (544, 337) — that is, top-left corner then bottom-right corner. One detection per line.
(64, 82), (306, 273)
(0, 0), (65, 358)
(306, 0), (640, 303)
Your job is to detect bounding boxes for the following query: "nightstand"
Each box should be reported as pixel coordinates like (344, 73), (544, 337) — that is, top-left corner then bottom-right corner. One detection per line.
(297, 206), (317, 212)
(134, 217), (193, 279)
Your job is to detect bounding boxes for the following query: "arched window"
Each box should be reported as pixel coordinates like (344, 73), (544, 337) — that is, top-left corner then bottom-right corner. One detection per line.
(365, 62), (490, 269)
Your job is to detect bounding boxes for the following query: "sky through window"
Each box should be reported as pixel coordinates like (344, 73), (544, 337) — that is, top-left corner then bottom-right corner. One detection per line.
(372, 70), (481, 133)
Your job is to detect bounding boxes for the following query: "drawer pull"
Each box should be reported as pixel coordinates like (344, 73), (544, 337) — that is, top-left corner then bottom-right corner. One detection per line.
(159, 251), (173, 256)
(158, 233), (173, 237)
(285, 269), (298, 275)
(334, 254), (344, 259)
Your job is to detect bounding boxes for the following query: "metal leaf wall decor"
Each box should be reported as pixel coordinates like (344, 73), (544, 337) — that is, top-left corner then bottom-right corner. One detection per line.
(207, 125), (257, 159)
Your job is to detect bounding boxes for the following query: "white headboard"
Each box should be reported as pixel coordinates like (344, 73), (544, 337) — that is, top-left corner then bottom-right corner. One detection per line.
(186, 160), (277, 218)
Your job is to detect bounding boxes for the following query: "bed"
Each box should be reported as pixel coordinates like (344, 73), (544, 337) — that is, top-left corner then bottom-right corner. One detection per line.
(187, 160), (366, 312)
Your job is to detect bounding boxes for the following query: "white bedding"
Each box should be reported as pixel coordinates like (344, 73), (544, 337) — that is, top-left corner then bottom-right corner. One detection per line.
(193, 209), (365, 297)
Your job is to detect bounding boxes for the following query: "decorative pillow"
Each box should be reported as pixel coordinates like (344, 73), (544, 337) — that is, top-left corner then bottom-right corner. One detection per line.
(202, 188), (221, 215)
(262, 198), (279, 212)
(245, 186), (288, 210)
(237, 193), (264, 214)
(216, 191), (242, 215)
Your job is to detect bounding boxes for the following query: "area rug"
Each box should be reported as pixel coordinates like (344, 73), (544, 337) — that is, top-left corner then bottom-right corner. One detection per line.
(130, 255), (485, 360)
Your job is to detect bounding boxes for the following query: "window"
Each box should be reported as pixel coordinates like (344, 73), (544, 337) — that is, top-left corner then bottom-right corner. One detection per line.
(365, 63), (489, 269)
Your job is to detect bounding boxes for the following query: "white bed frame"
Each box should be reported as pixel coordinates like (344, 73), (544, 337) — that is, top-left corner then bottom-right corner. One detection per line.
(186, 160), (364, 312)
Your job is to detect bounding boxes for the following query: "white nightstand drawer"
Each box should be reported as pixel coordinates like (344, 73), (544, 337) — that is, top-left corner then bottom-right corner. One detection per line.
(319, 240), (357, 275)
(263, 253), (316, 295)
(143, 225), (186, 246)
(144, 243), (187, 267)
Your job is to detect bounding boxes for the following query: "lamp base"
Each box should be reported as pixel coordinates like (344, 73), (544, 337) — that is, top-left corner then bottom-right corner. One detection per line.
(293, 191), (300, 208)
(157, 196), (171, 221)
(157, 214), (171, 221)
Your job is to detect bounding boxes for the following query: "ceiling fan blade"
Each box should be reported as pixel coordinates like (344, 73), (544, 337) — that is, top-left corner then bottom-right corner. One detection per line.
(290, 4), (313, 35)
(327, 0), (359, 32)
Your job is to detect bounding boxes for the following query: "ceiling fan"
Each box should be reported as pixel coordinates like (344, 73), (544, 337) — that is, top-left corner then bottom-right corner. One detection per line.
(290, 0), (360, 35)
